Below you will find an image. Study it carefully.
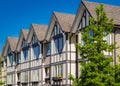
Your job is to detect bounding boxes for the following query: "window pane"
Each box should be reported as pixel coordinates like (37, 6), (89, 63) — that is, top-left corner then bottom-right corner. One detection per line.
(59, 37), (63, 52)
(82, 17), (86, 28)
(58, 65), (62, 76)
(54, 39), (58, 53)
(23, 49), (28, 61)
(89, 30), (94, 36)
(46, 43), (51, 55)
(18, 53), (21, 63)
(9, 54), (14, 66)
(33, 46), (40, 59)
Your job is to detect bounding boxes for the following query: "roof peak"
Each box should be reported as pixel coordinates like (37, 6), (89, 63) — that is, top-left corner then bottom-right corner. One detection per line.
(53, 11), (75, 16)
(7, 37), (18, 39)
(83, 0), (120, 8)
(31, 23), (48, 27)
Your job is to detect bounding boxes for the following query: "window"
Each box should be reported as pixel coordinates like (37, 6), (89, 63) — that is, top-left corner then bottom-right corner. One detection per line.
(22, 39), (27, 48)
(9, 54), (14, 66)
(89, 30), (94, 37)
(25, 72), (28, 82)
(23, 49), (28, 61)
(45, 67), (50, 78)
(53, 25), (57, 36)
(54, 37), (63, 54)
(32, 34), (37, 44)
(17, 53), (21, 64)
(89, 30), (94, 43)
(32, 82), (38, 86)
(52, 24), (63, 37)
(58, 37), (63, 52)
(17, 73), (20, 81)
(22, 83), (28, 86)
(46, 43), (51, 56)
(33, 45), (40, 59)
(32, 70), (39, 81)
(54, 39), (58, 53)
(58, 65), (62, 76)
(55, 64), (63, 76)
(82, 17), (86, 28)
(7, 46), (11, 54)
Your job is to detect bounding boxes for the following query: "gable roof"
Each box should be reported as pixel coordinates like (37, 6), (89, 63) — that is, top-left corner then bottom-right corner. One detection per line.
(27, 24), (48, 43)
(16, 29), (29, 51)
(54, 12), (75, 32)
(45, 12), (75, 41)
(7, 37), (18, 51)
(83, 1), (120, 25)
(22, 29), (29, 40)
(32, 24), (48, 42)
(71, 1), (120, 33)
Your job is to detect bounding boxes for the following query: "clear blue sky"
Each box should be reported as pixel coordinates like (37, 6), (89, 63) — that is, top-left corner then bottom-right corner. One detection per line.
(0, 0), (120, 52)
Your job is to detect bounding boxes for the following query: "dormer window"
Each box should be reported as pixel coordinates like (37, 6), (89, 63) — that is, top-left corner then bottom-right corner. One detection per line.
(9, 53), (14, 66)
(46, 42), (51, 56)
(33, 44), (40, 59)
(23, 49), (28, 61)
(52, 23), (63, 37)
(54, 36), (63, 54)
(22, 39), (27, 48)
(7, 46), (11, 54)
(17, 53), (21, 64)
(31, 34), (37, 44)
(54, 25), (57, 36)
(82, 16), (86, 28)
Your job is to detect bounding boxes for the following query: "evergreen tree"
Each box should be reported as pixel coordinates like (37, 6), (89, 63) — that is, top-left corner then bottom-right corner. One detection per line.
(69, 4), (120, 86)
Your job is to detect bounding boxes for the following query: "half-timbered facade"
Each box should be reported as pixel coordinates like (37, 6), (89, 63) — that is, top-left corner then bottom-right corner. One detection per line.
(1, 1), (120, 86)
(2, 37), (18, 86)
(16, 29), (29, 86)
(27, 24), (48, 86)
(45, 12), (75, 86)
(71, 0), (120, 77)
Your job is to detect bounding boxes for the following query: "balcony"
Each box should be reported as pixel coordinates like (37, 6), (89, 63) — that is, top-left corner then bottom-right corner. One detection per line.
(52, 76), (62, 81)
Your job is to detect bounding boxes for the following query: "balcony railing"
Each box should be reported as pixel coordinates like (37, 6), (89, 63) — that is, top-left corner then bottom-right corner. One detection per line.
(52, 76), (62, 81)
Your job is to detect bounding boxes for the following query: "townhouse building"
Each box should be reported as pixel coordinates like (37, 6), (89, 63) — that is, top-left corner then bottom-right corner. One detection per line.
(71, 1), (120, 67)
(1, 0), (120, 86)
(44, 12), (76, 86)
(2, 37), (18, 86)
(16, 29), (29, 86)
